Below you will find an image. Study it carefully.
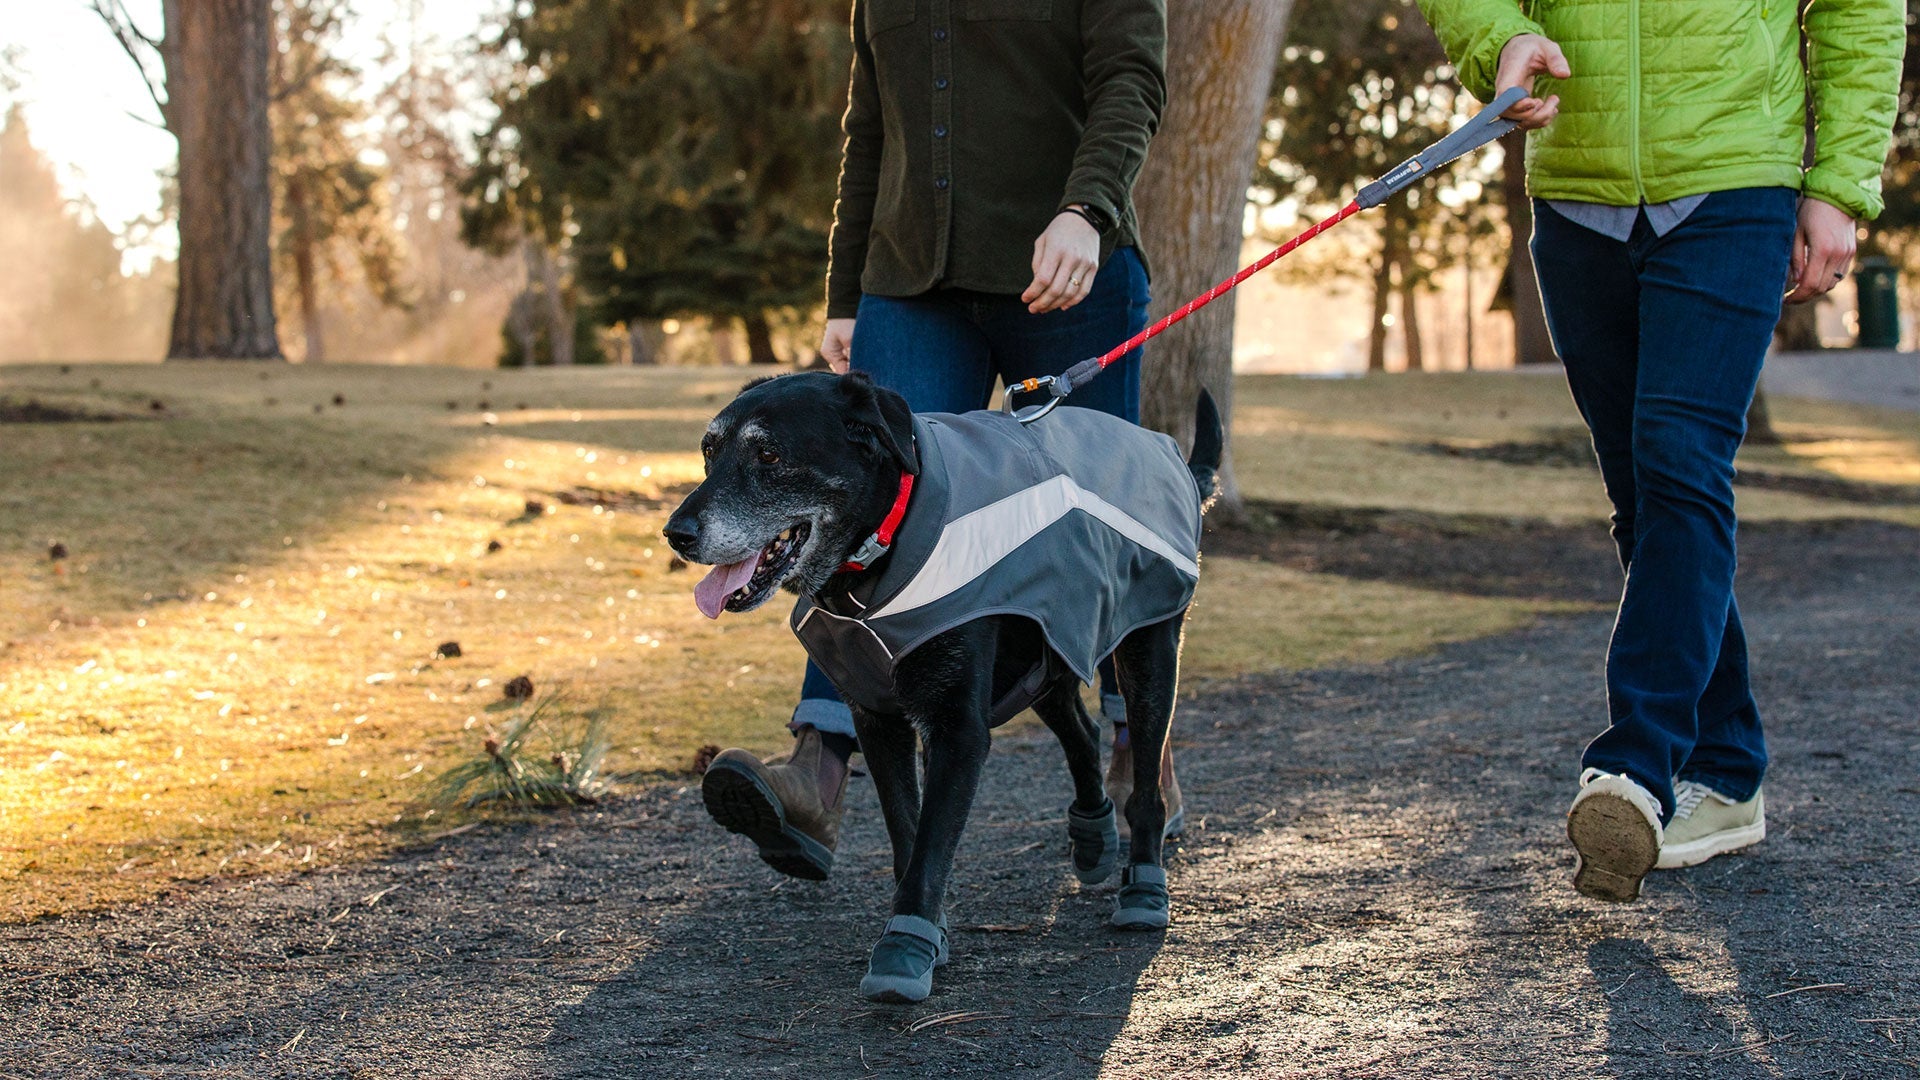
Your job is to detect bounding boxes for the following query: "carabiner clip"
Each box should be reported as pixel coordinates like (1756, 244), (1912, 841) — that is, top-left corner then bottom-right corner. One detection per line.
(1003, 375), (1064, 425)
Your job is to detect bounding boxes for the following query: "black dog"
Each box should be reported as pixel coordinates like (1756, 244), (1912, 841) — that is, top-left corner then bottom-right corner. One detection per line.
(665, 371), (1220, 1002)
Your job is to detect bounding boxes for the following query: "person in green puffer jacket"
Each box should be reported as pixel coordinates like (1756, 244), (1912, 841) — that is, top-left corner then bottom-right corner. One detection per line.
(1417, 0), (1902, 903)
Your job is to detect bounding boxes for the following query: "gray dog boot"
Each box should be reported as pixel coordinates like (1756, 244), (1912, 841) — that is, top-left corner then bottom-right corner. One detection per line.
(1067, 798), (1120, 884)
(1111, 863), (1170, 931)
(860, 914), (950, 1004)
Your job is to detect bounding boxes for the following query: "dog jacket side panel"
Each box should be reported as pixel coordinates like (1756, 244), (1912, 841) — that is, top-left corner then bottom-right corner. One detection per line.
(792, 409), (1201, 720)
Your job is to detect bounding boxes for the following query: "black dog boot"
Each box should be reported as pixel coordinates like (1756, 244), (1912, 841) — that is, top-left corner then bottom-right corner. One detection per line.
(859, 914), (950, 1003)
(1111, 863), (1170, 930)
(1067, 798), (1120, 884)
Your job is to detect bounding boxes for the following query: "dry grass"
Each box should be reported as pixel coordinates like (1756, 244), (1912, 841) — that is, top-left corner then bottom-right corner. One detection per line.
(0, 362), (1912, 921)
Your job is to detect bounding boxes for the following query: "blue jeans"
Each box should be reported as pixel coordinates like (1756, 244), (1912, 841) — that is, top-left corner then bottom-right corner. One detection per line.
(792, 246), (1151, 737)
(1531, 189), (1796, 821)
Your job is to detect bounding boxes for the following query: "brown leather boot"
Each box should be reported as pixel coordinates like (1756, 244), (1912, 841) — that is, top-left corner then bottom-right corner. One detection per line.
(1106, 731), (1184, 841)
(702, 726), (847, 880)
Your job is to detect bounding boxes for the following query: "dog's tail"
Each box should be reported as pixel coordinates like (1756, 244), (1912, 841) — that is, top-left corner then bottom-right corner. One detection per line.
(1188, 389), (1223, 515)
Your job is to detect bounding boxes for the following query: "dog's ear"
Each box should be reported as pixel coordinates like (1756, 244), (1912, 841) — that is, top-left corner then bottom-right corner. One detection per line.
(838, 371), (919, 476)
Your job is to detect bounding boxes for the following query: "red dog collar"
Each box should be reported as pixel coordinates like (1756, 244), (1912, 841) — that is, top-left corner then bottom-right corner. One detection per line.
(841, 473), (915, 572)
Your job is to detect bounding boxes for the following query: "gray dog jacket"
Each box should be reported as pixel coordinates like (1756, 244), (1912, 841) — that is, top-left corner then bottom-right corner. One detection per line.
(791, 407), (1202, 726)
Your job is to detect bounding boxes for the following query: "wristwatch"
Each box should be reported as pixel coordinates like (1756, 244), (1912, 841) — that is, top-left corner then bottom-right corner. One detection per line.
(1063, 203), (1115, 236)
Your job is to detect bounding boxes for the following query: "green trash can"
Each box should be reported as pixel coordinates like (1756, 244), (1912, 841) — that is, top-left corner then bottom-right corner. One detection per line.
(1855, 255), (1900, 349)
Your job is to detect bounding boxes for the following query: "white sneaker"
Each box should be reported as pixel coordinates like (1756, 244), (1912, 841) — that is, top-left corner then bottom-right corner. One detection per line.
(1657, 781), (1765, 869)
(1567, 769), (1664, 903)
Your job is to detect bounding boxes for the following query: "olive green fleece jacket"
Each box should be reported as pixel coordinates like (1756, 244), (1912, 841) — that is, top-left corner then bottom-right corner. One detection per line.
(1415, 0), (1903, 220)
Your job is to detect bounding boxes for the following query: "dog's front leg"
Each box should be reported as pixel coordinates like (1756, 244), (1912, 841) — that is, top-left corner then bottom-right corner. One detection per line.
(850, 705), (919, 885)
(858, 647), (992, 1003)
(1109, 612), (1185, 930)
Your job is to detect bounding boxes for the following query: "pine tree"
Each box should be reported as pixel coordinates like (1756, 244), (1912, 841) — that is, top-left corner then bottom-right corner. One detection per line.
(270, 0), (411, 363)
(0, 106), (170, 361)
(464, 0), (850, 365)
(1261, 0), (1495, 371)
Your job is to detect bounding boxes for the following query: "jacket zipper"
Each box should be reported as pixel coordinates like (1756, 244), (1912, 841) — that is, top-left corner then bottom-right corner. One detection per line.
(1628, 0), (1644, 201)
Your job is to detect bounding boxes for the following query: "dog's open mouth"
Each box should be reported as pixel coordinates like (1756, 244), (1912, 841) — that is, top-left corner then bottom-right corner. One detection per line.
(692, 522), (811, 618)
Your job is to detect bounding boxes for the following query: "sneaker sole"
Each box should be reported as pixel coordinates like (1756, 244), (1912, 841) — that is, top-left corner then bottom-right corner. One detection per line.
(1567, 790), (1660, 903)
(701, 761), (832, 881)
(1657, 815), (1766, 869)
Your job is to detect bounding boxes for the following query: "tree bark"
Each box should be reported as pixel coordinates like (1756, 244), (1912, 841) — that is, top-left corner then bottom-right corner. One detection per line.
(538, 242), (574, 366)
(1399, 264), (1425, 373)
(285, 174), (324, 362)
(1773, 301), (1821, 352)
(1367, 235), (1393, 373)
(1499, 130), (1556, 366)
(628, 320), (664, 365)
(743, 311), (780, 364)
(167, 0), (282, 360)
(1133, 0), (1294, 518)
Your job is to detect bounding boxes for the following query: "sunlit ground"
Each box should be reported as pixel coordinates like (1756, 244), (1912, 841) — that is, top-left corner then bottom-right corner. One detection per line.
(1, 362), (1914, 921)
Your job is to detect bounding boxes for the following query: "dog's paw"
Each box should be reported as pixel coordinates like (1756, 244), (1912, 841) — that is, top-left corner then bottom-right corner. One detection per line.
(1067, 798), (1120, 884)
(1111, 863), (1170, 931)
(859, 914), (946, 1003)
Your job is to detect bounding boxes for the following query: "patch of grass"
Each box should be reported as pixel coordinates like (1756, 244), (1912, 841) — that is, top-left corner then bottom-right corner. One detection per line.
(1, 362), (1912, 921)
(1183, 558), (1585, 685)
(431, 695), (611, 808)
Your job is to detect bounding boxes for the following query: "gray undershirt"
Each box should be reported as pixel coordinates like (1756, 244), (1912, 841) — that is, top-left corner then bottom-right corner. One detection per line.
(1546, 194), (1710, 241)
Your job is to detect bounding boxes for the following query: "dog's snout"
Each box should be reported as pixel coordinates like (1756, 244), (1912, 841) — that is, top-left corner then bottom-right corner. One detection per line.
(662, 513), (701, 558)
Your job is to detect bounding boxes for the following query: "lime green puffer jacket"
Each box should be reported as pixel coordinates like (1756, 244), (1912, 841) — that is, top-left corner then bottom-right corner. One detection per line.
(1416, 0), (1903, 220)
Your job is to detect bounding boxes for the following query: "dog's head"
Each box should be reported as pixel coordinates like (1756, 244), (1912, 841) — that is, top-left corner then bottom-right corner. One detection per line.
(664, 371), (918, 617)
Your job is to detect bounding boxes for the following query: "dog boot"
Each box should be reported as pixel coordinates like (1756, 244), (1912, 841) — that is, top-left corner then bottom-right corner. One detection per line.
(1107, 735), (1185, 841)
(702, 727), (846, 880)
(859, 914), (949, 1003)
(1067, 798), (1120, 884)
(1111, 863), (1170, 931)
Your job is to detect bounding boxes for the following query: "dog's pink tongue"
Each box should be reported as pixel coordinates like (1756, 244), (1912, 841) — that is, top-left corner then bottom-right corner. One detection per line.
(693, 554), (761, 619)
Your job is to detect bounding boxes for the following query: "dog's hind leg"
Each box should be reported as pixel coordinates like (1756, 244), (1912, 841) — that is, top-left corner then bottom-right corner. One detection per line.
(1031, 679), (1120, 884)
(1108, 612), (1186, 930)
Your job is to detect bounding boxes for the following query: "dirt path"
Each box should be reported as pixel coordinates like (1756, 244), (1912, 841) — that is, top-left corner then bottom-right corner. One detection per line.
(4, 520), (1916, 1079)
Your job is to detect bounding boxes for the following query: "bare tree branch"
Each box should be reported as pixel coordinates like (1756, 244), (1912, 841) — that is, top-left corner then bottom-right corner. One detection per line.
(89, 0), (170, 128)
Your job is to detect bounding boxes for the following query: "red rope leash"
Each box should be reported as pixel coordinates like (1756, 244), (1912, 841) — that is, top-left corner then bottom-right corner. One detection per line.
(1091, 198), (1362, 371)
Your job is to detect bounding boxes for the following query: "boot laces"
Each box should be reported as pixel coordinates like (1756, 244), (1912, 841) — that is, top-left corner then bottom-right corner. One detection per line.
(1671, 780), (1713, 822)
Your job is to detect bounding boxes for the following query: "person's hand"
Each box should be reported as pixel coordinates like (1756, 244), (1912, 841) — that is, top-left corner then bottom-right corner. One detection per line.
(820, 317), (855, 373)
(1023, 210), (1100, 314)
(1785, 198), (1856, 305)
(1495, 33), (1571, 130)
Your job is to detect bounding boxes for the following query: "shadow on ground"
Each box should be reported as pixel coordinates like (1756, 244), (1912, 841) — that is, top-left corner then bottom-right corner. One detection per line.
(1, 521), (1914, 1077)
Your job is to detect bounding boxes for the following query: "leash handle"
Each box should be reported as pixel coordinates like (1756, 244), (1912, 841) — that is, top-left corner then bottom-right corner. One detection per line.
(1355, 87), (1526, 209)
(1016, 86), (1526, 423)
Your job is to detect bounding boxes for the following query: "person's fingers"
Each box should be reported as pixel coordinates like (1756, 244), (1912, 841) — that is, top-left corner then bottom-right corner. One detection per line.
(1029, 257), (1080, 314)
(1542, 41), (1572, 79)
(1024, 242), (1063, 305)
(1057, 257), (1096, 310)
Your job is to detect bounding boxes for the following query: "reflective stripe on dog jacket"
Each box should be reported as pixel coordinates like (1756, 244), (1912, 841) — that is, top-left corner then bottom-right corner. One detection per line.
(791, 407), (1202, 725)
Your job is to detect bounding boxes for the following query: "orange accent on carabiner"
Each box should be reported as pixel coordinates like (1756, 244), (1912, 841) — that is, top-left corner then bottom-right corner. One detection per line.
(1018, 378), (1041, 393)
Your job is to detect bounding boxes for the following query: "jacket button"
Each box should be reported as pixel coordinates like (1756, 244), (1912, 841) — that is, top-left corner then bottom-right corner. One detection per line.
(936, 177), (950, 190)
(934, 125), (948, 138)
(935, 77), (950, 90)
(934, 28), (947, 41)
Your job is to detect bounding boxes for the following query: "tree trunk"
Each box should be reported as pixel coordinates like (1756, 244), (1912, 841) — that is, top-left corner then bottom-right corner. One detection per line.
(1773, 301), (1821, 352)
(1399, 266), (1425, 373)
(1367, 237), (1392, 373)
(627, 320), (664, 365)
(538, 242), (574, 365)
(1746, 383), (1780, 446)
(1499, 130), (1556, 366)
(286, 175), (325, 362)
(1132, 0), (1295, 519)
(167, 0), (282, 360)
(742, 311), (780, 364)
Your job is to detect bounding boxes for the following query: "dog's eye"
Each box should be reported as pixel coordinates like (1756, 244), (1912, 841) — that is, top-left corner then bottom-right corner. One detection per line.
(757, 450), (781, 466)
